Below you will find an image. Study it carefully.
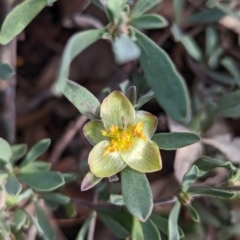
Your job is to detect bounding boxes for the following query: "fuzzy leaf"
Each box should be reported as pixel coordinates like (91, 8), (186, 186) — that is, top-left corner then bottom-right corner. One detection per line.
(168, 200), (181, 240)
(218, 90), (240, 118)
(20, 139), (51, 167)
(187, 205), (199, 222)
(130, 14), (167, 29)
(121, 167), (153, 221)
(112, 34), (141, 64)
(135, 90), (155, 110)
(40, 193), (70, 205)
(152, 132), (200, 150)
(5, 175), (22, 196)
(54, 29), (104, 94)
(18, 171), (64, 191)
(98, 212), (130, 238)
(0, 0), (48, 45)
(182, 165), (199, 192)
(141, 219), (161, 240)
(63, 79), (101, 119)
(11, 144), (27, 162)
(0, 138), (12, 163)
(14, 209), (26, 230)
(188, 187), (236, 199)
(135, 28), (190, 122)
(35, 203), (55, 240)
(130, 0), (163, 18)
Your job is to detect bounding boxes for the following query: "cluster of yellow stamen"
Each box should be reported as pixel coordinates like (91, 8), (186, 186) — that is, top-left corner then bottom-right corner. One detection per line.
(101, 121), (146, 156)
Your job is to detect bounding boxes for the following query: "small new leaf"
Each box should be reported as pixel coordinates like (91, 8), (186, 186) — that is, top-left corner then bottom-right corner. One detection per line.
(187, 205), (200, 222)
(81, 171), (102, 191)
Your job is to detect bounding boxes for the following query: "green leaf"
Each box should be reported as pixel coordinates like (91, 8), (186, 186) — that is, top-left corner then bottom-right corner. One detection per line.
(18, 171), (64, 191)
(204, 69), (235, 85)
(193, 156), (237, 174)
(35, 203), (55, 240)
(14, 209), (26, 230)
(5, 175), (22, 196)
(62, 79), (101, 119)
(20, 139), (51, 167)
(98, 212), (130, 238)
(182, 165), (199, 192)
(11, 144), (27, 162)
(151, 214), (184, 237)
(205, 27), (218, 59)
(0, 138), (12, 163)
(180, 35), (202, 62)
(188, 187), (236, 199)
(0, 0), (48, 45)
(54, 29), (104, 95)
(131, 218), (144, 240)
(40, 193), (70, 205)
(135, 28), (190, 122)
(110, 194), (125, 206)
(173, 0), (185, 22)
(221, 57), (240, 86)
(130, 14), (167, 29)
(130, 0), (163, 18)
(135, 90), (155, 110)
(187, 205), (199, 222)
(141, 219), (161, 240)
(0, 63), (15, 80)
(218, 90), (240, 118)
(106, 0), (126, 22)
(168, 200), (181, 240)
(152, 132), (200, 150)
(61, 173), (77, 183)
(75, 213), (93, 240)
(44, 200), (59, 210)
(20, 161), (51, 173)
(112, 34), (141, 64)
(184, 8), (226, 24)
(121, 167), (153, 222)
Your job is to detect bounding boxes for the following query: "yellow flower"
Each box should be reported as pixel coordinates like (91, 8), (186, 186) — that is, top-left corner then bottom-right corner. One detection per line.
(83, 91), (162, 177)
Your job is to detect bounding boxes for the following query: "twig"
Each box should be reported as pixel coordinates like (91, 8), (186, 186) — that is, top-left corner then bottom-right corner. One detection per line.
(50, 115), (88, 166)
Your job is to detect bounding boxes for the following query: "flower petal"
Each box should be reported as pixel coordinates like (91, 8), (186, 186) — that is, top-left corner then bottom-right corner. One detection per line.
(88, 140), (127, 177)
(101, 91), (135, 130)
(83, 120), (108, 146)
(135, 111), (158, 138)
(121, 139), (161, 173)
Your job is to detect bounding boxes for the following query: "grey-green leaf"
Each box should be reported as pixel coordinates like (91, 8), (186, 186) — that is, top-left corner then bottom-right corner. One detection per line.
(112, 34), (141, 64)
(110, 194), (125, 206)
(62, 79), (101, 120)
(0, 63), (15, 80)
(11, 144), (27, 162)
(218, 90), (240, 118)
(182, 165), (199, 192)
(20, 139), (51, 167)
(141, 219), (161, 240)
(188, 187), (236, 199)
(187, 205), (199, 222)
(135, 90), (154, 110)
(0, 0), (48, 45)
(98, 212), (130, 238)
(152, 132), (200, 150)
(20, 161), (51, 173)
(130, 0), (163, 18)
(121, 167), (153, 222)
(18, 171), (64, 191)
(135, 28), (190, 122)
(41, 193), (70, 205)
(53, 29), (105, 95)
(173, 0), (185, 23)
(168, 200), (181, 240)
(35, 203), (55, 240)
(14, 209), (27, 230)
(130, 14), (167, 29)
(75, 213), (93, 240)
(0, 138), (12, 163)
(5, 175), (22, 196)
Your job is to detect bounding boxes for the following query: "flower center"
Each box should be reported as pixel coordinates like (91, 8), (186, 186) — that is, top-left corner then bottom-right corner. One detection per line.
(101, 121), (146, 156)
